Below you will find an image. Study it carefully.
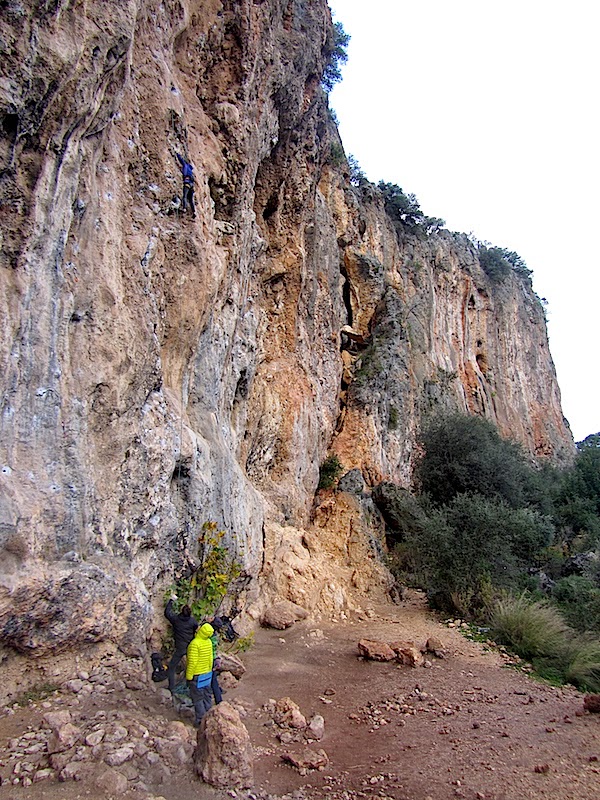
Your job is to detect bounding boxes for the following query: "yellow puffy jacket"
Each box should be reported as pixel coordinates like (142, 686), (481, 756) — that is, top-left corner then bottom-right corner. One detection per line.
(185, 623), (214, 680)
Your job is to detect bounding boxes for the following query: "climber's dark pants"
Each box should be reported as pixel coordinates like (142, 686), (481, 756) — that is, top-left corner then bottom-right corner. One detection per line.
(182, 183), (195, 215)
(167, 647), (187, 693)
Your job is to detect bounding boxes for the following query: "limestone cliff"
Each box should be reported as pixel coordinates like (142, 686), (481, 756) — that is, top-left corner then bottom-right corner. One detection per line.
(0, 0), (573, 692)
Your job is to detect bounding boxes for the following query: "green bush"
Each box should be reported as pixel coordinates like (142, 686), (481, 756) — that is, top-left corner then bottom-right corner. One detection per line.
(388, 405), (399, 430)
(551, 575), (600, 633)
(348, 154), (367, 187)
(564, 638), (600, 692)
(377, 181), (444, 234)
(329, 141), (345, 167)
(15, 683), (59, 707)
(318, 454), (343, 490)
(489, 593), (600, 692)
(406, 493), (553, 614)
(415, 412), (543, 510)
(554, 433), (600, 545)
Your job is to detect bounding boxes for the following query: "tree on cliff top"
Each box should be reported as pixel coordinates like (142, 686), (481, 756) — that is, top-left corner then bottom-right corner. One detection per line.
(478, 245), (533, 282)
(378, 181), (445, 234)
(322, 21), (350, 92)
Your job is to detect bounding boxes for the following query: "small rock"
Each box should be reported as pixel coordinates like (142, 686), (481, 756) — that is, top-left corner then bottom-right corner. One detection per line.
(104, 746), (134, 767)
(390, 641), (425, 668)
(134, 741), (149, 758)
(219, 671), (240, 690)
(105, 724), (128, 743)
(306, 715), (325, 741)
(272, 697), (307, 729)
(584, 694), (600, 713)
(281, 748), (329, 773)
(33, 768), (54, 782)
(48, 723), (81, 754)
(218, 653), (246, 679)
(166, 720), (190, 741)
(85, 730), (105, 747)
(65, 679), (85, 693)
(44, 710), (72, 731)
(59, 762), (86, 782)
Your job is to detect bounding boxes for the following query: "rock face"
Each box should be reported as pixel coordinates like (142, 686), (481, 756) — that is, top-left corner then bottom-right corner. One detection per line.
(0, 0), (574, 693)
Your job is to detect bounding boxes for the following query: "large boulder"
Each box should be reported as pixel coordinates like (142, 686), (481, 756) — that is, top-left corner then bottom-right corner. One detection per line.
(261, 600), (308, 630)
(195, 702), (253, 789)
(217, 652), (246, 679)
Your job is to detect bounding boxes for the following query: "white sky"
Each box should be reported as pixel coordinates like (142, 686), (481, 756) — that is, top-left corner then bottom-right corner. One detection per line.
(328, 0), (599, 443)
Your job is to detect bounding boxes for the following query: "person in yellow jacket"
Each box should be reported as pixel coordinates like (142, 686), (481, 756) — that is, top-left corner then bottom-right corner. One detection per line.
(186, 622), (214, 726)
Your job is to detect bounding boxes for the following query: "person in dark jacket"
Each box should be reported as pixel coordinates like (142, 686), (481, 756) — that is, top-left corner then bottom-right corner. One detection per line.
(175, 153), (196, 217)
(164, 597), (198, 694)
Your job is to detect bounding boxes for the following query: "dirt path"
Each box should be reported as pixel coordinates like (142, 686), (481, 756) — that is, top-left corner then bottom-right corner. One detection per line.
(1, 592), (599, 800)
(229, 591), (600, 800)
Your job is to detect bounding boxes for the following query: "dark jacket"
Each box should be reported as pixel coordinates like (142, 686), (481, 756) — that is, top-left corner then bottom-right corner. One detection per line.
(164, 599), (198, 652)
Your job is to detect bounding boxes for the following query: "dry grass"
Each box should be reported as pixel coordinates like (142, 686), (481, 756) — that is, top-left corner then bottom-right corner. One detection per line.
(489, 593), (600, 692)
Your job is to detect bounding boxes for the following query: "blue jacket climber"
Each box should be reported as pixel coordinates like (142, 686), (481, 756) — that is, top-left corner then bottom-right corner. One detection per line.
(175, 153), (196, 217)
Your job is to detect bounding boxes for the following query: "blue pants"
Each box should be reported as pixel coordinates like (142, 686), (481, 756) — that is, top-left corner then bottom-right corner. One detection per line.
(211, 671), (222, 704)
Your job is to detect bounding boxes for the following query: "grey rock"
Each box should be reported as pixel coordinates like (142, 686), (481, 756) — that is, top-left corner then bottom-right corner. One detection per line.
(337, 468), (365, 494)
(104, 746), (134, 767)
(306, 714), (325, 741)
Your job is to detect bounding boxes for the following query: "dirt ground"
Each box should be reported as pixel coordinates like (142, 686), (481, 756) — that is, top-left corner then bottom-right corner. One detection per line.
(1, 591), (599, 800)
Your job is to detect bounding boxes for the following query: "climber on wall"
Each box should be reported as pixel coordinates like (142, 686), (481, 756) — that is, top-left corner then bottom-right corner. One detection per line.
(164, 595), (198, 694)
(175, 152), (196, 218)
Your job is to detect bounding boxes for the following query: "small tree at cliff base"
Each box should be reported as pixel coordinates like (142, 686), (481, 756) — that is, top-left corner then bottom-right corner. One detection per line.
(165, 521), (242, 622)
(403, 492), (553, 614)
